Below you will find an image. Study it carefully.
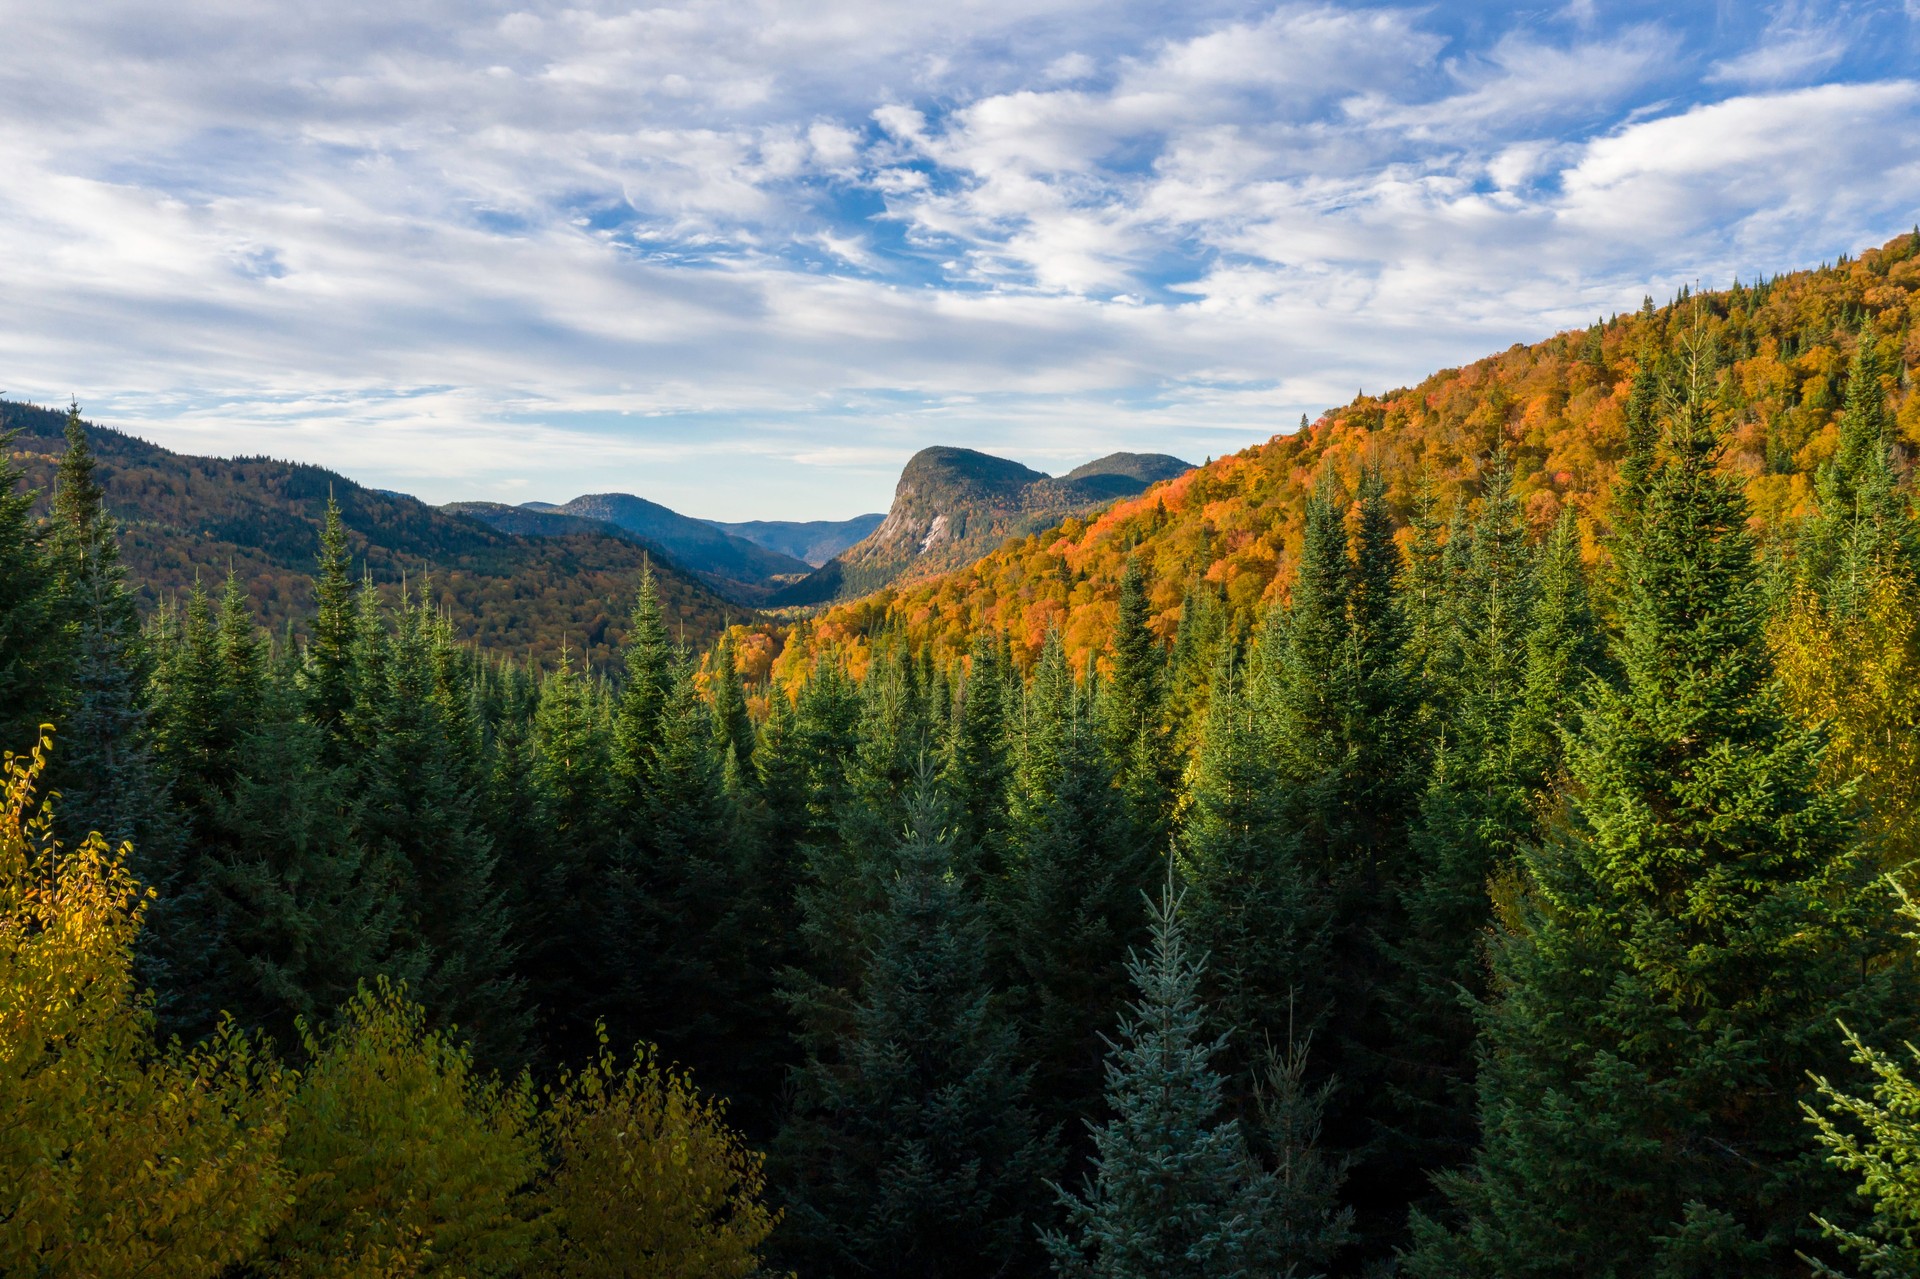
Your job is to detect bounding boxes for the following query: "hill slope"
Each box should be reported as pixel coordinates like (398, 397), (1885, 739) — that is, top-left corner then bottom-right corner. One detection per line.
(523, 493), (811, 601)
(1, 402), (733, 668)
(702, 514), (884, 566)
(770, 229), (1920, 681)
(771, 446), (1194, 605)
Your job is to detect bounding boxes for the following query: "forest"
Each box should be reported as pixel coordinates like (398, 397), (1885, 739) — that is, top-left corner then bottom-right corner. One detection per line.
(7, 238), (1920, 1278)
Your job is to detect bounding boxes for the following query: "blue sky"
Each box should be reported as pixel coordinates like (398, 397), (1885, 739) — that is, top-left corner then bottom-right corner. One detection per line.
(2, 1), (1917, 519)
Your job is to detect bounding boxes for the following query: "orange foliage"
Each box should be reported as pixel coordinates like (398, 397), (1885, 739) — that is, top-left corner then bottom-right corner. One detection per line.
(767, 231), (1920, 682)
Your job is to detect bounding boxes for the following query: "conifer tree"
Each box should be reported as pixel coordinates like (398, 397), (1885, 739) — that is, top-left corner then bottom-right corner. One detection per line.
(1406, 345), (1917, 1276)
(301, 495), (356, 764)
(1000, 630), (1148, 1139)
(1383, 454), (1540, 1189)
(352, 591), (528, 1067)
(707, 628), (754, 770)
(800, 644), (929, 994)
(1167, 580), (1229, 755)
(524, 648), (618, 1054)
(43, 407), (169, 862)
(1176, 644), (1326, 1093)
(612, 561), (676, 794)
(1043, 888), (1283, 1279)
(942, 632), (1013, 883)
(780, 766), (1052, 1279)
(1103, 556), (1175, 853)
(0, 429), (58, 753)
(1508, 508), (1604, 781)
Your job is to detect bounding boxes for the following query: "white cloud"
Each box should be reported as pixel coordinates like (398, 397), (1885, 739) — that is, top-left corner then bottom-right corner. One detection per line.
(0, 0), (1911, 517)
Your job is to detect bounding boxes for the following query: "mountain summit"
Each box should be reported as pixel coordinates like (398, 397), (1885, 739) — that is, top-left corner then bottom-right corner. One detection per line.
(772, 446), (1193, 605)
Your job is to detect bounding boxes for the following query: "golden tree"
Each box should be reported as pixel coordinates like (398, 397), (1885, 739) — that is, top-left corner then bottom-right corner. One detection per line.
(538, 1035), (779, 1279)
(0, 733), (289, 1278)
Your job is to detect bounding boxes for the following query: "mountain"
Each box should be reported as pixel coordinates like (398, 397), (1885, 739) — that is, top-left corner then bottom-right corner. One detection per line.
(0, 401), (734, 668)
(470, 493), (812, 602)
(770, 446), (1194, 605)
(701, 514), (884, 566)
(769, 228), (1920, 682)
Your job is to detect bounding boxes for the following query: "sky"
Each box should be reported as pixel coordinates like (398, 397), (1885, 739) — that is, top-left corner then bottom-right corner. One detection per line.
(2, 1), (1918, 520)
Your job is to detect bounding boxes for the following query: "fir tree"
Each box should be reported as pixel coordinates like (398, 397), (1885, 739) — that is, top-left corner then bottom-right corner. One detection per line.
(780, 765), (1053, 1279)
(1000, 631), (1148, 1141)
(942, 632), (1013, 885)
(1043, 888), (1284, 1279)
(1406, 344), (1917, 1276)
(352, 590), (528, 1067)
(1103, 556), (1176, 854)
(1176, 643), (1327, 1095)
(1382, 453), (1541, 1197)
(43, 407), (169, 862)
(0, 429), (58, 753)
(523, 647), (617, 1055)
(301, 495), (357, 765)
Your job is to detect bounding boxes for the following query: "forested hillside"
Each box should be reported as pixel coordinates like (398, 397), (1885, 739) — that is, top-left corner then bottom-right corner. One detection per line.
(0, 400), (733, 665)
(11, 229), (1920, 1279)
(773, 229), (1920, 679)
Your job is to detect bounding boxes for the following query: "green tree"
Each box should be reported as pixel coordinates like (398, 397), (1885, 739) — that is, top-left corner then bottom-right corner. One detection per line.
(351, 592), (527, 1067)
(1176, 643), (1327, 1094)
(44, 407), (170, 862)
(0, 429), (59, 752)
(265, 981), (541, 1279)
(1042, 888), (1282, 1279)
(1000, 631), (1147, 1139)
(780, 766), (1053, 1279)
(1103, 555), (1175, 853)
(1406, 345), (1916, 1277)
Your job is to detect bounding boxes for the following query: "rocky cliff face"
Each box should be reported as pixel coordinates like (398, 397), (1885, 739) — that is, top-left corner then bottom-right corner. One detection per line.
(771, 446), (1191, 606)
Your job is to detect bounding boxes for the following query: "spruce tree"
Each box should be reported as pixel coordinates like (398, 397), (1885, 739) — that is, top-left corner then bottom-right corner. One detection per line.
(0, 429), (58, 754)
(1042, 888), (1283, 1279)
(43, 407), (169, 861)
(942, 632), (1013, 884)
(301, 495), (356, 765)
(523, 647), (617, 1054)
(999, 631), (1147, 1140)
(1176, 643), (1327, 1094)
(1102, 556), (1175, 854)
(1406, 345), (1917, 1276)
(351, 589), (528, 1067)
(779, 765), (1052, 1279)
(1383, 454), (1539, 1181)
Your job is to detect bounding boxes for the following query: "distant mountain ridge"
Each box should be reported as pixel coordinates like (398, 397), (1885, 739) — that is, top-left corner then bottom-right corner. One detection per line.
(701, 514), (884, 566)
(451, 492), (811, 603)
(0, 401), (734, 668)
(771, 446), (1194, 605)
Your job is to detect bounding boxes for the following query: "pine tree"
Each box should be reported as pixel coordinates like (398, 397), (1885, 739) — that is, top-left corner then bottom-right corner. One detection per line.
(523, 647), (618, 1055)
(707, 628), (754, 770)
(612, 561), (675, 795)
(779, 765), (1052, 1279)
(1406, 344), (1917, 1276)
(1042, 888), (1283, 1279)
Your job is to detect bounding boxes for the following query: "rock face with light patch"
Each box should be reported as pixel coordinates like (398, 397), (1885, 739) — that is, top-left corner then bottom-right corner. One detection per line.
(771, 446), (1193, 606)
